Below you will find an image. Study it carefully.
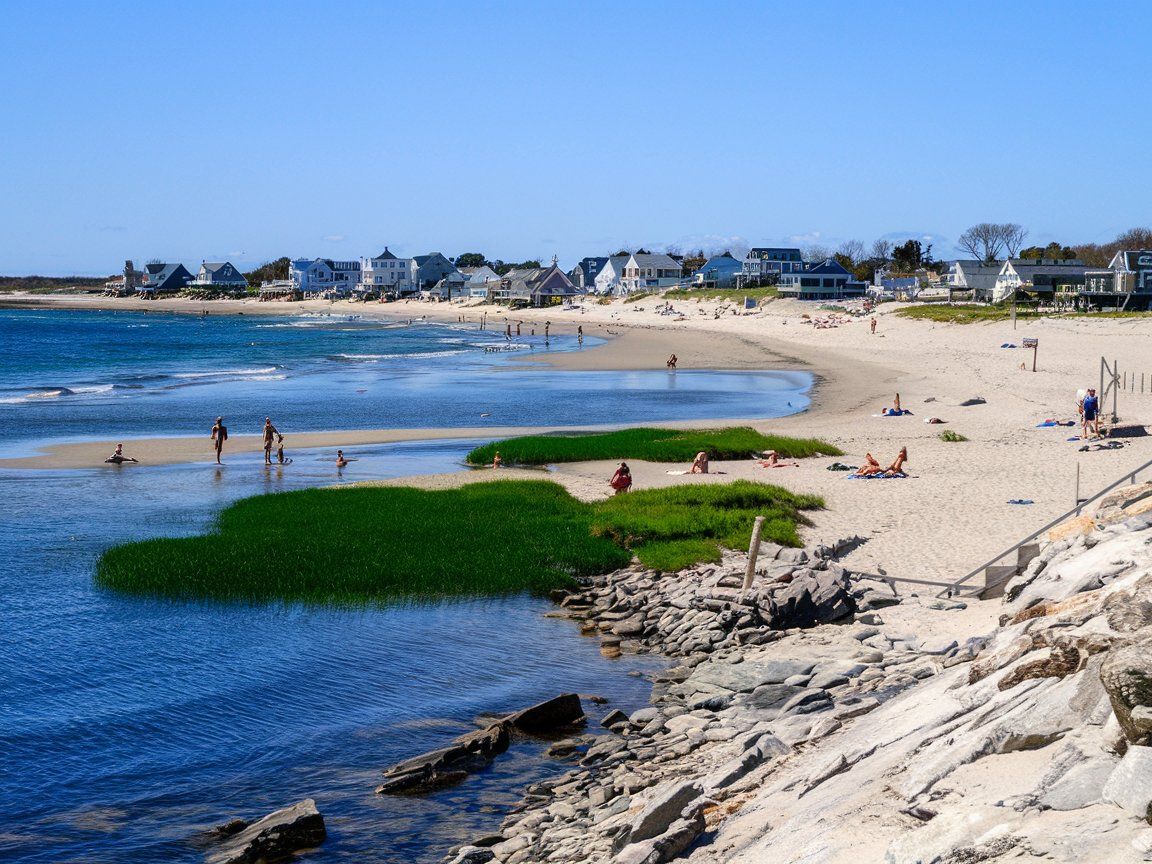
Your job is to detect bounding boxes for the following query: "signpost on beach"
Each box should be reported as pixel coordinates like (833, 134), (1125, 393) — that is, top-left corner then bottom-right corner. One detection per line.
(1022, 337), (1038, 371)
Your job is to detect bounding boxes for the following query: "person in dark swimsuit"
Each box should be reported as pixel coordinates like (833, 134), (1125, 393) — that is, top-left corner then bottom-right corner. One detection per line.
(211, 417), (228, 465)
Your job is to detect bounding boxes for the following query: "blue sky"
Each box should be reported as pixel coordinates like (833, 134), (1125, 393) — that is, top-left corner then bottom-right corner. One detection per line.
(1, 0), (1148, 275)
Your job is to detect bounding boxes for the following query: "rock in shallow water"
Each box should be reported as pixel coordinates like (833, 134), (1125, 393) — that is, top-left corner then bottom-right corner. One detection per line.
(206, 799), (325, 864)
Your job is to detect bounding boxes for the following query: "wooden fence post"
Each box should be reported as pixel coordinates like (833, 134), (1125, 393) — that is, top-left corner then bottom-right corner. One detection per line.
(739, 516), (767, 601)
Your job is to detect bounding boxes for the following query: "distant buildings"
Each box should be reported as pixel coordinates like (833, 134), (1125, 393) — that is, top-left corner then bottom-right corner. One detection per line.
(569, 257), (608, 290)
(410, 253), (458, 292)
(140, 262), (194, 295)
(593, 255), (631, 295)
(190, 262), (248, 293)
(288, 258), (361, 296)
(741, 248), (804, 284)
(491, 263), (583, 307)
(776, 259), (867, 300)
(620, 253), (682, 294)
(1082, 251), (1152, 309)
(991, 258), (1088, 304)
(692, 254), (743, 288)
(945, 260), (1001, 299)
(361, 248), (411, 295)
(459, 265), (500, 299)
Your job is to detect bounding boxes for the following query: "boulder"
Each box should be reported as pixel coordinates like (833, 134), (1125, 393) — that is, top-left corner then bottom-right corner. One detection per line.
(679, 659), (816, 696)
(626, 780), (704, 844)
(509, 693), (586, 733)
(601, 709), (629, 729)
(1039, 756), (1118, 811)
(1101, 641), (1152, 745)
(768, 570), (855, 629)
(1103, 744), (1152, 822)
(206, 799), (325, 864)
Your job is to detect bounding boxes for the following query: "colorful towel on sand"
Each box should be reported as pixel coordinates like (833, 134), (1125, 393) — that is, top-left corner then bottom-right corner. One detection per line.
(873, 410), (913, 417)
(1007, 499), (1034, 505)
(847, 472), (908, 479)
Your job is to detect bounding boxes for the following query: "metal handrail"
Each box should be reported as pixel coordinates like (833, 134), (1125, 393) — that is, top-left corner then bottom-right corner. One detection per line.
(945, 455), (1152, 597)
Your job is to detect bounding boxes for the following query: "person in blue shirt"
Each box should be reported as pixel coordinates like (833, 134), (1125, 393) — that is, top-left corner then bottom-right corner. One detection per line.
(1081, 388), (1100, 439)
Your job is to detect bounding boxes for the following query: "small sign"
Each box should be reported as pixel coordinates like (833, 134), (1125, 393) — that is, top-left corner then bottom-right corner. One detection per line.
(1022, 338), (1038, 348)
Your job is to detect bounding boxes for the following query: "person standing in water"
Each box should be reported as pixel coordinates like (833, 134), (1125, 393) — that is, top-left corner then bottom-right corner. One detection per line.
(211, 417), (228, 465)
(336, 449), (349, 468)
(261, 417), (280, 465)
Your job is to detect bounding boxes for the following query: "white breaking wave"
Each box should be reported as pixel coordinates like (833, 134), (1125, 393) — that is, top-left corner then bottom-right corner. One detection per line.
(172, 367), (279, 379)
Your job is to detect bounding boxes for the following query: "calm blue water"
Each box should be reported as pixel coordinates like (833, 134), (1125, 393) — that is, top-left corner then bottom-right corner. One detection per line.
(0, 309), (811, 863)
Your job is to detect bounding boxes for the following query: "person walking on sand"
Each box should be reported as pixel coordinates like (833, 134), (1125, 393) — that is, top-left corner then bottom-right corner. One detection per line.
(261, 417), (280, 465)
(870, 317), (877, 335)
(1082, 388), (1100, 439)
(667, 353), (678, 369)
(211, 416), (228, 465)
(609, 462), (632, 494)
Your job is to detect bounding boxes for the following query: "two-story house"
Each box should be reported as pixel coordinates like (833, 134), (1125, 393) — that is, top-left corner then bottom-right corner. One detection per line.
(492, 263), (583, 307)
(140, 262), (194, 295)
(692, 254), (743, 289)
(458, 265), (500, 299)
(945, 260), (1002, 300)
(410, 253), (458, 292)
(361, 248), (412, 295)
(776, 259), (867, 300)
(190, 261), (248, 293)
(1082, 251), (1152, 310)
(991, 258), (1088, 304)
(593, 255), (631, 295)
(569, 257), (609, 290)
(619, 253), (682, 294)
(741, 247), (804, 283)
(289, 258), (362, 296)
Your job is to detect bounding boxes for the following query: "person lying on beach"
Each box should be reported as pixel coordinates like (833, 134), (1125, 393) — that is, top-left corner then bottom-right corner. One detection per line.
(759, 449), (798, 468)
(336, 449), (349, 468)
(609, 462), (632, 494)
(690, 451), (709, 474)
(853, 452), (884, 476)
(262, 418), (280, 465)
(211, 416), (228, 465)
(851, 448), (909, 478)
(105, 443), (138, 464)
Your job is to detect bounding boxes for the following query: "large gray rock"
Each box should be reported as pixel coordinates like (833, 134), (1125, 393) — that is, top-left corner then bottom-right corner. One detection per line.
(627, 780), (704, 844)
(1040, 756), (1118, 811)
(768, 570), (856, 629)
(207, 799), (325, 864)
(1103, 744), (1152, 822)
(1101, 641), (1152, 745)
(679, 659), (816, 696)
(706, 733), (788, 791)
(509, 693), (586, 732)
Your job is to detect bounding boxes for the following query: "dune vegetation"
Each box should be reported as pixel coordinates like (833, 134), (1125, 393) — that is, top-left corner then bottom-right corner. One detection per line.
(466, 427), (839, 467)
(96, 480), (822, 603)
(894, 303), (1043, 324)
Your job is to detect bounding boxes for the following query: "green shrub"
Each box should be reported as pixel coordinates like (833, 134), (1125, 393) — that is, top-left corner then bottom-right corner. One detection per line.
(467, 427), (840, 466)
(938, 429), (968, 442)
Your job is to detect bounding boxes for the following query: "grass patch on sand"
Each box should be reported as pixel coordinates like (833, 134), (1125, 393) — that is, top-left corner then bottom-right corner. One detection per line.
(895, 304), (1043, 324)
(593, 481), (822, 571)
(664, 286), (778, 303)
(96, 480), (821, 603)
(938, 429), (969, 442)
(466, 427), (839, 466)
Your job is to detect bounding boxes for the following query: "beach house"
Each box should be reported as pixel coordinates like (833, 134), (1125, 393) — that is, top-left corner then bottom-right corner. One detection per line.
(945, 260), (1002, 300)
(140, 262), (194, 296)
(991, 258), (1088, 304)
(190, 262), (248, 294)
(458, 265), (500, 299)
(289, 258), (362, 297)
(741, 248), (804, 284)
(410, 253), (458, 293)
(569, 257), (609, 290)
(1082, 250), (1152, 310)
(593, 255), (630, 295)
(692, 254), (743, 288)
(620, 253), (683, 294)
(776, 259), (867, 300)
(492, 263), (583, 307)
(361, 248), (412, 296)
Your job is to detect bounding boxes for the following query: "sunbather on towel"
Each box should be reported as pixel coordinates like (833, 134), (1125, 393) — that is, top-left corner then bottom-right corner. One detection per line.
(759, 449), (798, 468)
(690, 451), (709, 474)
(852, 448), (908, 478)
(853, 453), (884, 476)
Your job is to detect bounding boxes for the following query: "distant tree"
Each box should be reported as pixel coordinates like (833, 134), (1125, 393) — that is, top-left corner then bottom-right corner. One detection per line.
(635, 248), (652, 256)
(957, 224), (1007, 263)
(1002, 223), (1028, 257)
(1116, 227), (1152, 250)
(455, 252), (488, 268)
(1020, 242), (1076, 260)
(836, 240), (866, 267)
(611, 249), (631, 257)
(1073, 243), (1110, 267)
(244, 256), (290, 284)
(869, 239), (892, 264)
(147, 257), (163, 266)
(681, 249), (707, 273)
(891, 239), (923, 273)
(803, 245), (831, 263)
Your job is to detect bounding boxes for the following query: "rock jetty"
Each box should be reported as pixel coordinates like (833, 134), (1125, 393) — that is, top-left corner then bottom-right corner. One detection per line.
(444, 486), (1152, 863)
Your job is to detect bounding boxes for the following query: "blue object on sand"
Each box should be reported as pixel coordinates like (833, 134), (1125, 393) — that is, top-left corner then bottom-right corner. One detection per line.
(848, 472), (908, 479)
(1037, 421), (1057, 427)
(1067, 436), (1080, 441)
(1001, 343), (1017, 348)
(1007, 499), (1034, 505)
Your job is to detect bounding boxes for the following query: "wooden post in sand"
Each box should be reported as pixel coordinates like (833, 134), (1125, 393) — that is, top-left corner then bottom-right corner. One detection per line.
(740, 516), (767, 601)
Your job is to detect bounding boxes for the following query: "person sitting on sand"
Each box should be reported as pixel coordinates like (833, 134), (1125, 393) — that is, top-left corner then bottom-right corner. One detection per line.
(336, 449), (349, 468)
(690, 451), (709, 474)
(609, 462), (632, 494)
(759, 449), (798, 468)
(210, 416), (228, 465)
(262, 417), (280, 465)
(492, 451), (503, 469)
(105, 443), (138, 464)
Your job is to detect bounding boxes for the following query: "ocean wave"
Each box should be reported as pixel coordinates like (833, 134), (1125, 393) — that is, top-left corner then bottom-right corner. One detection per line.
(171, 367), (279, 379)
(327, 349), (467, 363)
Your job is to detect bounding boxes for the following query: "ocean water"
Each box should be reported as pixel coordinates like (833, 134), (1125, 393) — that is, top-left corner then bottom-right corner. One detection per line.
(0, 308), (812, 863)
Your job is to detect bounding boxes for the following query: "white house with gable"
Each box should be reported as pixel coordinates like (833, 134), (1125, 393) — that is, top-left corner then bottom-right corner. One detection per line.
(361, 247), (412, 295)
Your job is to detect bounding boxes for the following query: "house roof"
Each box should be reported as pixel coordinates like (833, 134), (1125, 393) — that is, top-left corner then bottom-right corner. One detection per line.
(695, 255), (744, 275)
(1003, 259), (1089, 277)
(628, 253), (682, 270)
(802, 259), (852, 276)
(373, 247), (399, 260)
(954, 260), (1002, 275)
(1114, 251), (1152, 271)
(202, 262), (231, 272)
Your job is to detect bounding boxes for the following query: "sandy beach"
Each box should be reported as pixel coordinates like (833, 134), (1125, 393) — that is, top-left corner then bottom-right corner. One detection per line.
(7, 291), (1152, 589)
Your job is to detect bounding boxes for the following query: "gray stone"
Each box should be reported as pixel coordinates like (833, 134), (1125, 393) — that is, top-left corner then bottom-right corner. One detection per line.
(449, 846), (496, 864)
(1040, 756), (1117, 811)
(809, 671), (850, 690)
(745, 683), (805, 711)
(509, 693), (585, 733)
(629, 707), (660, 726)
(601, 709), (629, 729)
(920, 638), (959, 656)
(780, 688), (832, 715)
(206, 799), (325, 864)
(1101, 641), (1152, 745)
(627, 780), (703, 844)
(1103, 744), (1152, 822)
(680, 659), (816, 695)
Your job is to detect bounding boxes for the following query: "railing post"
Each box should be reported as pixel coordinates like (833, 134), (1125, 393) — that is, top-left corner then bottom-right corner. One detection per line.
(739, 516), (766, 601)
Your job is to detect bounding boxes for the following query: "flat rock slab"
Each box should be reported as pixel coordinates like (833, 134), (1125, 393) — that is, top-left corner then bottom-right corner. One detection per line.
(509, 693), (586, 733)
(207, 799), (325, 864)
(679, 659), (817, 696)
(1103, 744), (1152, 820)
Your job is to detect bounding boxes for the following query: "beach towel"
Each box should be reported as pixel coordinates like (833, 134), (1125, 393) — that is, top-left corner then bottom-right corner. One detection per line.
(1000, 343), (1017, 348)
(1007, 499), (1034, 505)
(847, 472), (907, 479)
(873, 410), (912, 417)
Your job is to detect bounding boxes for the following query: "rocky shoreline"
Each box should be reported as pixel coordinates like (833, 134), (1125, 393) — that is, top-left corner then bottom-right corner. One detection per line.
(444, 484), (1152, 864)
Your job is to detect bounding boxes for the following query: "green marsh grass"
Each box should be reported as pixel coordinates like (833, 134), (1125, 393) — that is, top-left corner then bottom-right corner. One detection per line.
(96, 480), (821, 603)
(466, 427), (839, 466)
(895, 304), (1042, 324)
(664, 286), (778, 303)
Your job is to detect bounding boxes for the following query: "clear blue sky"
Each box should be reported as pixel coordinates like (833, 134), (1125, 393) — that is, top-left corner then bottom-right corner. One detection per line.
(2, 0), (1148, 275)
